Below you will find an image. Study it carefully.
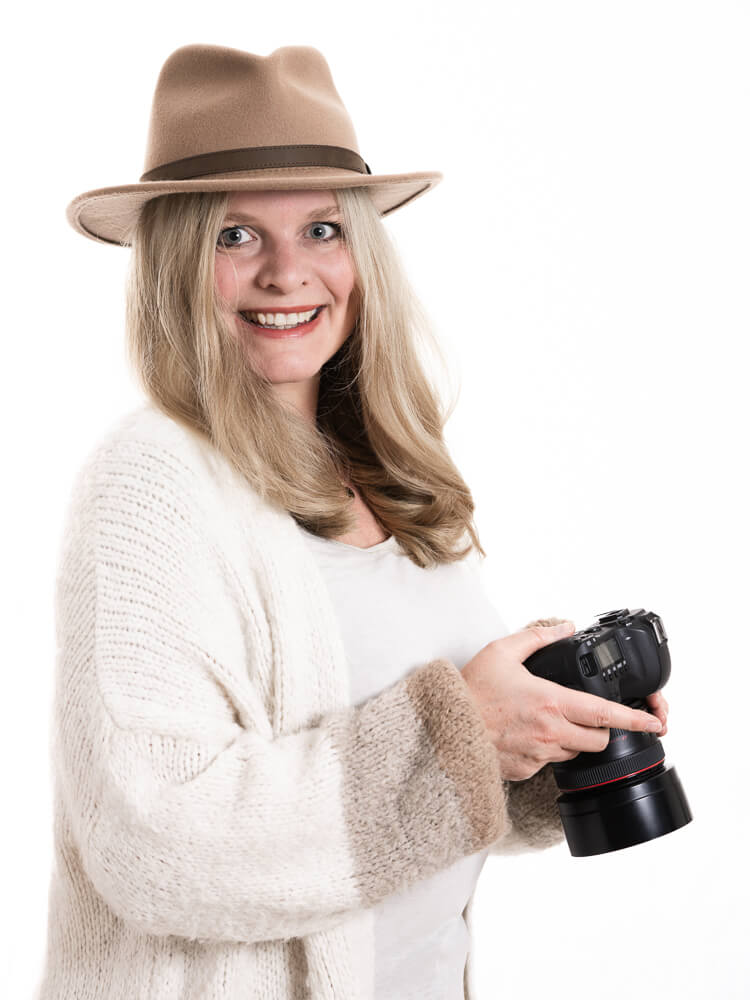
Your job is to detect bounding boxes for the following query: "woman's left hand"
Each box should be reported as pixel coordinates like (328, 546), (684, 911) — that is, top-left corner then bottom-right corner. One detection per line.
(645, 690), (669, 736)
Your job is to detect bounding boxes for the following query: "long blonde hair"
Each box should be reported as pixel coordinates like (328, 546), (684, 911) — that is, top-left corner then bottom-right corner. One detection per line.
(123, 187), (485, 568)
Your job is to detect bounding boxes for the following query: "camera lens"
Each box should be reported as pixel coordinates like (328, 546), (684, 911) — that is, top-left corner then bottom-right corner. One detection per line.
(553, 731), (692, 856)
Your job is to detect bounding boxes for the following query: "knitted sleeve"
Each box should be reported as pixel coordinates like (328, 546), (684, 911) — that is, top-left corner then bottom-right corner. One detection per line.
(53, 437), (508, 945)
(488, 765), (565, 854)
(485, 616), (568, 855)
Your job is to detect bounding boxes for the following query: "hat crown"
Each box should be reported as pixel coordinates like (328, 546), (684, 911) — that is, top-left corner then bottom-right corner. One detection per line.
(142, 44), (361, 177)
(66, 42), (442, 247)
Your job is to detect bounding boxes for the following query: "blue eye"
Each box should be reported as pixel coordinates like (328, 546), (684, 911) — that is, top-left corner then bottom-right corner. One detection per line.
(217, 226), (249, 248)
(216, 222), (343, 249)
(308, 222), (342, 241)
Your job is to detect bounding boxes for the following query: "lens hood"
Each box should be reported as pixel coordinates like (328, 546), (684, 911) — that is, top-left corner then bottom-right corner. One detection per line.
(557, 763), (692, 857)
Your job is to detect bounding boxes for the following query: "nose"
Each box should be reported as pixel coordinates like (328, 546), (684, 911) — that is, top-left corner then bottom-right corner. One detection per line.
(254, 237), (309, 293)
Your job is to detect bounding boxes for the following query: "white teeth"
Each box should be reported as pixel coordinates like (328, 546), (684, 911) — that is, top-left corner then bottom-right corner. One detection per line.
(245, 307), (320, 328)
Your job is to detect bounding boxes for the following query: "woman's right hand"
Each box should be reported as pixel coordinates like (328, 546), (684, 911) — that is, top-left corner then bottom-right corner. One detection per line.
(461, 621), (664, 781)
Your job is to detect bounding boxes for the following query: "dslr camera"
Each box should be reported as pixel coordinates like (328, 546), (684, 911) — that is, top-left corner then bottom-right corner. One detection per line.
(523, 608), (692, 857)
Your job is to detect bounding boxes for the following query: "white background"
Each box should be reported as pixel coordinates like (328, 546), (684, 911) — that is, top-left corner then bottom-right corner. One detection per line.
(3, 2), (748, 997)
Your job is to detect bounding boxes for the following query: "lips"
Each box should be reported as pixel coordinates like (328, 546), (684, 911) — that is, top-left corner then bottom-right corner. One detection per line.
(239, 305), (324, 329)
(240, 304), (323, 314)
(237, 305), (325, 339)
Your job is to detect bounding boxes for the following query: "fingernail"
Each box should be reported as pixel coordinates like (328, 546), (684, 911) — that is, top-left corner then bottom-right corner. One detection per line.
(646, 716), (662, 730)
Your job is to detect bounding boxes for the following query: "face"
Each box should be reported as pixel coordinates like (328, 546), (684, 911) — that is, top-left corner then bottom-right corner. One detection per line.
(214, 189), (360, 421)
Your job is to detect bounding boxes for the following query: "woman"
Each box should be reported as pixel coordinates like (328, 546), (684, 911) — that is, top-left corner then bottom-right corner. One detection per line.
(38, 44), (668, 1000)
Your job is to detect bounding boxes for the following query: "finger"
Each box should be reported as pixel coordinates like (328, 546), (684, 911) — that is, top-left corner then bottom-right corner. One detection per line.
(646, 691), (669, 716)
(645, 692), (669, 730)
(560, 722), (611, 754)
(649, 717), (668, 736)
(522, 616), (575, 630)
(561, 689), (662, 733)
(508, 620), (576, 661)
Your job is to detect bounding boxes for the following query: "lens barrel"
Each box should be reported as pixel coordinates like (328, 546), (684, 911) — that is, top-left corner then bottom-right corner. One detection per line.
(556, 763), (692, 856)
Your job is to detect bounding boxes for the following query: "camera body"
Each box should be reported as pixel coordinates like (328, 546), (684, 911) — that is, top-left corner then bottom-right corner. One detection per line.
(522, 608), (691, 856)
(524, 607), (670, 709)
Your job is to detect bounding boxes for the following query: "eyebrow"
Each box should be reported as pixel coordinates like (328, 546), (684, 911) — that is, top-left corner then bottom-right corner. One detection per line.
(223, 205), (342, 224)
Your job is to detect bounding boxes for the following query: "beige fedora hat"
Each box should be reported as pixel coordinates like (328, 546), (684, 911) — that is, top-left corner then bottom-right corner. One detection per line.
(66, 43), (443, 247)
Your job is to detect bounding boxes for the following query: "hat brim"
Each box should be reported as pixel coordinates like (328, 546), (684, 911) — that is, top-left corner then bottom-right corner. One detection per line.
(66, 168), (443, 246)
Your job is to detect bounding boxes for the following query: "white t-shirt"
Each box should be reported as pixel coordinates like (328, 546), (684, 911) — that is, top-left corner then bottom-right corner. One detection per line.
(297, 527), (509, 1000)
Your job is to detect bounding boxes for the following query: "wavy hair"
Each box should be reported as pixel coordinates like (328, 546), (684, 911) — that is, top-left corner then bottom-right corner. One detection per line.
(123, 187), (485, 568)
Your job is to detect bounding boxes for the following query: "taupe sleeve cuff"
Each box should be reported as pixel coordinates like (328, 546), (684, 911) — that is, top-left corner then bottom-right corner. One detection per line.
(405, 657), (507, 852)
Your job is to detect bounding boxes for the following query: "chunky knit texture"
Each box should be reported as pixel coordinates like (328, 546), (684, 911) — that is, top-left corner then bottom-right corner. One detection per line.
(36, 402), (564, 999)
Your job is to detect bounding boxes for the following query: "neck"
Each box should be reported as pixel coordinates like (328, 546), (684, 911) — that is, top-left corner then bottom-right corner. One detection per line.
(272, 376), (320, 425)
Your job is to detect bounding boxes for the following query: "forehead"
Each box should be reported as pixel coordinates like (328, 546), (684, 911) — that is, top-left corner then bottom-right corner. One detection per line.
(224, 189), (340, 218)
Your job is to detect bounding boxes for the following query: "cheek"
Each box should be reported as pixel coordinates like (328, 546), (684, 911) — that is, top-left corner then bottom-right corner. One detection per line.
(325, 256), (358, 308)
(214, 257), (239, 308)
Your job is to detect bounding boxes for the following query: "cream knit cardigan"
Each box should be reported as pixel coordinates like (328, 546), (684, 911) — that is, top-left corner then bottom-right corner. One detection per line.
(37, 403), (565, 1000)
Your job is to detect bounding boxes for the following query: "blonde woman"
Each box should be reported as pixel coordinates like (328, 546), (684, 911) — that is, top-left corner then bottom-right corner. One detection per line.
(38, 44), (669, 1000)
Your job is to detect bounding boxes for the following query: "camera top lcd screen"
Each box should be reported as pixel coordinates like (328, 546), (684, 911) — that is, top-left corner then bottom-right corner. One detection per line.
(593, 637), (620, 670)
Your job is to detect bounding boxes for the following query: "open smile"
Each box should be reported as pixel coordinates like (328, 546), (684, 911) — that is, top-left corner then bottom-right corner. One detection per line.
(238, 305), (326, 339)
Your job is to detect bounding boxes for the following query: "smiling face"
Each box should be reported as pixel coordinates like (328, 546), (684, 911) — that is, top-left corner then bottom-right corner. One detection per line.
(214, 189), (360, 422)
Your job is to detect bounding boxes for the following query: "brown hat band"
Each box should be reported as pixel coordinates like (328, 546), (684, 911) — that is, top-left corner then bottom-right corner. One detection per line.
(140, 143), (372, 182)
